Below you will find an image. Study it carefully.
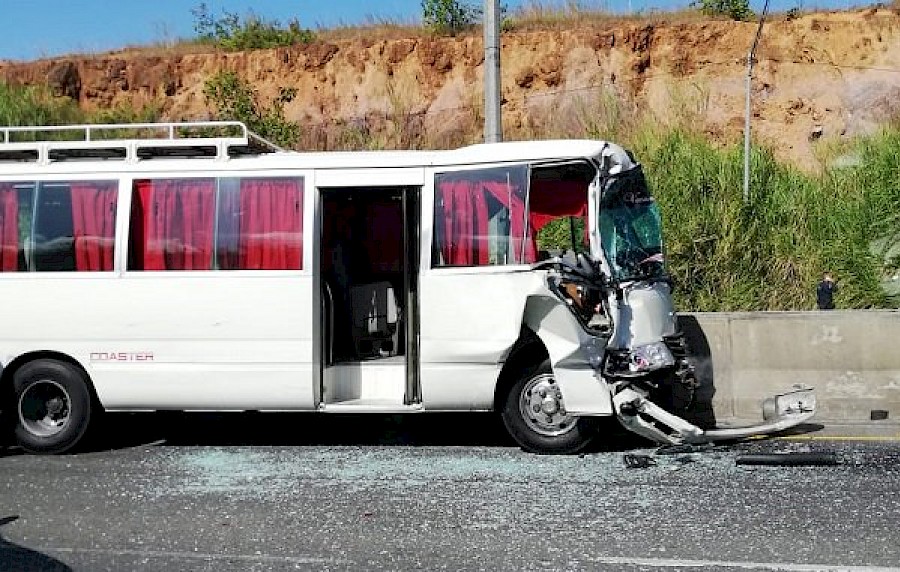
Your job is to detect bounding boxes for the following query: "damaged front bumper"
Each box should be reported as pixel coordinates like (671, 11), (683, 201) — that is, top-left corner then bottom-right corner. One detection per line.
(613, 386), (817, 445)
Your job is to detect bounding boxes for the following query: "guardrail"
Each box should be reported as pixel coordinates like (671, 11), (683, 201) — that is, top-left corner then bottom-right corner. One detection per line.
(680, 311), (900, 424)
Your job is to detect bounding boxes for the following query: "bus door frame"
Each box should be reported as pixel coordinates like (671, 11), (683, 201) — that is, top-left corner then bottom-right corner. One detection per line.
(312, 168), (424, 409)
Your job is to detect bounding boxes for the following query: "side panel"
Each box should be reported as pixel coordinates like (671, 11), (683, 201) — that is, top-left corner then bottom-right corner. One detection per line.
(418, 268), (543, 409)
(0, 274), (314, 410)
(418, 162), (542, 410)
(0, 166), (318, 410)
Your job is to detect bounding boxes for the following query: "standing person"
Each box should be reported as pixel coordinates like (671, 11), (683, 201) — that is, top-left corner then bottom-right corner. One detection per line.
(816, 271), (838, 310)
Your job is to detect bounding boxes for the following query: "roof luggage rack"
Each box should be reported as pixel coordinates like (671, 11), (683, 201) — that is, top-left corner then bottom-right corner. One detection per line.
(0, 121), (284, 164)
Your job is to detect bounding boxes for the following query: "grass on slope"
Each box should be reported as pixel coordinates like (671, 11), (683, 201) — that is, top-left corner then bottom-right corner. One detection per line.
(1, 80), (897, 311)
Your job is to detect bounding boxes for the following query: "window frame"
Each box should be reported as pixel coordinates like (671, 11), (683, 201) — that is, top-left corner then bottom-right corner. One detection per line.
(0, 177), (120, 275)
(124, 171), (309, 274)
(430, 163), (532, 270)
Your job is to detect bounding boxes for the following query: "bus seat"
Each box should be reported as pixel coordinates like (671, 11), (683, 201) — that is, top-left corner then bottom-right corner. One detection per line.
(349, 281), (399, 359)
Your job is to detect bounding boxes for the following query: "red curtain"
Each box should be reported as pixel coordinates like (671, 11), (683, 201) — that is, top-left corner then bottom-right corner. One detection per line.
(528, 180), (588, 234)
(236, 178), (303, 270)
(71, 182), (118, 271)
(480, 180), (533, 263)
(133, 179), (216, 270)
(437, 180), (489, 266)
(0, 183), (18, 272)
(436, 177), (589, 267)
(437, 178), (531, 266)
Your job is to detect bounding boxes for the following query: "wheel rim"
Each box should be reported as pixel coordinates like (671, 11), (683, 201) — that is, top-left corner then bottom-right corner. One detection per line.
(18, 379), (71, 438)
(518, 373), (576, 437)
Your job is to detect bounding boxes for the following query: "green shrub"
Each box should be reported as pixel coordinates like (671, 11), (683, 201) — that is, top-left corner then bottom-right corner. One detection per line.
(536, 217), (585, 253)
(0, 82), (84, 129)
(0, 82), (159, 140)
(191, 3), (315, 51)
(203, 71), (300, 148)
(421, 0), (480, 34)
(691, 0), (754, 21)
(91, 101), (161, 125)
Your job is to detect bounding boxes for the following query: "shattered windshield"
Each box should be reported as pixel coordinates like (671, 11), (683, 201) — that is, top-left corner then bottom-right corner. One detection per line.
(598, 167), (666, 282)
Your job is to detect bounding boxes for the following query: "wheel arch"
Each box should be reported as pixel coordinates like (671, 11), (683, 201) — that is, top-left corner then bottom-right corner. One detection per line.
(1, 351), (101, 410)
(493, 327), (550, 412)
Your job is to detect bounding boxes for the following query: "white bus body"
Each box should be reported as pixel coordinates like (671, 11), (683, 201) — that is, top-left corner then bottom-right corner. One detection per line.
(0, 122), (815, 454)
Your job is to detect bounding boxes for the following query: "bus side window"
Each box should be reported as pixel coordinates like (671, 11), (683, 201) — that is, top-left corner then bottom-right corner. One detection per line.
(0, 181), (117, 273)
(33, 184), (77, 271)
(0, 182), (34, 272)
(432, 165), (529, 267)
(215, 177), (304, 271)
(129, 176), (304, 271)
(129, 178), (217, 271)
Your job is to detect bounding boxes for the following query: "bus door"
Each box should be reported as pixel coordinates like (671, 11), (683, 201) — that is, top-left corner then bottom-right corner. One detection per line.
(316, 180), (421, 411)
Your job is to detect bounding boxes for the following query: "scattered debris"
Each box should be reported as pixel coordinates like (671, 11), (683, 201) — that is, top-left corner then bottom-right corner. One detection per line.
(655, 443), (716, 456)
(735, 452), (839, 466)
(871, 409), (889, 421)
(666, 455), (698, 473)
(623, 454), (657, 469)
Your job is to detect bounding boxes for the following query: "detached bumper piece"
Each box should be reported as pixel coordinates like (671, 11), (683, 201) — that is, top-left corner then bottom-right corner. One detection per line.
(735, 452), (838, 466)
(614, 386), (816, 445)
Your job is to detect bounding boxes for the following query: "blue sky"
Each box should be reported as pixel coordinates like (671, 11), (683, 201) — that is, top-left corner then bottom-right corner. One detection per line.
(0, 0), (865, 61)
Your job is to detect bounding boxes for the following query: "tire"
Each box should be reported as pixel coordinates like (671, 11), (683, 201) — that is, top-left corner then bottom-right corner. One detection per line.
(500, 360), (598, 454)
(12, 359), (93, 454)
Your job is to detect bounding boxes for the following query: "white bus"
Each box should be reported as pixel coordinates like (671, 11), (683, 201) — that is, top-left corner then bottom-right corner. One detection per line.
(0, 122), (815, 454)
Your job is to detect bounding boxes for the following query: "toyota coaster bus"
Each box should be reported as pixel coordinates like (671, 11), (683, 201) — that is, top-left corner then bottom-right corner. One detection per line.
(0, 121), (815, 454)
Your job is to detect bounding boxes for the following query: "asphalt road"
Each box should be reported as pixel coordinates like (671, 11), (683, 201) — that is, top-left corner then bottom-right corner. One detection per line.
(1, 413), (899, 572)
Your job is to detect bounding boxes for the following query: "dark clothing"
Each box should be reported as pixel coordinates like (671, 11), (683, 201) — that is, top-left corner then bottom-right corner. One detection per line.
(816, 280), (837, 310)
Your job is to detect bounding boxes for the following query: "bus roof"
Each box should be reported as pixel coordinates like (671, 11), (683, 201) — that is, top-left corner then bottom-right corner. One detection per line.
(266, 139), (615, 169)
(0, 121), (624, 176)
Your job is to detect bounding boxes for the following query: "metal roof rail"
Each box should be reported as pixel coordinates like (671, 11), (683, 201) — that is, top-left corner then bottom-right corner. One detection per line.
(0, 120), (284, 164)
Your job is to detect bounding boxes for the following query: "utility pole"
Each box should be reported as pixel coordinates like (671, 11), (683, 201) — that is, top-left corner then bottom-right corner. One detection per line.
(484, 0), (502, 143)
(743, 0), (770, 203)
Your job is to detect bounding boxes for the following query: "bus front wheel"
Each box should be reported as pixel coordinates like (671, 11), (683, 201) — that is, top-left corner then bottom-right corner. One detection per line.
(12, 359), (93, 454)
(500, 360), (597, 454)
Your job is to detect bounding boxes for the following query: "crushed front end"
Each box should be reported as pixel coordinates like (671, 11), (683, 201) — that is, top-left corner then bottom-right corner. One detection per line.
(588, 145), (817, 445)
(524, 143), (816, 451)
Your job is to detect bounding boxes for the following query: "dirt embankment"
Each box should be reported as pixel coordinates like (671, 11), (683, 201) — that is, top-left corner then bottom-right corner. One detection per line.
(2, 8), (900, 169)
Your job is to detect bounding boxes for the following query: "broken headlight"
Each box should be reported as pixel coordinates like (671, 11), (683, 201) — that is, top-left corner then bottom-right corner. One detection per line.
(627, 342), (675, 373)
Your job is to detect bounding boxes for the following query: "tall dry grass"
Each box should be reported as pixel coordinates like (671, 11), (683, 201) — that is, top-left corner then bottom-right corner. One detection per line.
(502, 88), (897, 310)
(638, 130), (890, 311)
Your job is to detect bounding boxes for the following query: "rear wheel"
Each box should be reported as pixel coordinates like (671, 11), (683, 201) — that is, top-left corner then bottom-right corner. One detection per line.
(12, 360), (93, 454)
(501, 360), (598, 454)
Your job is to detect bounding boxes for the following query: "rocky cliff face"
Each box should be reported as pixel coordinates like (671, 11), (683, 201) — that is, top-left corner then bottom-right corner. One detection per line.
(2, 8), (899, 169)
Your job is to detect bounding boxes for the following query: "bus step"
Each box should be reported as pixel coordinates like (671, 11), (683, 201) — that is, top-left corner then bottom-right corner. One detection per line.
(319, 399), (423, 413)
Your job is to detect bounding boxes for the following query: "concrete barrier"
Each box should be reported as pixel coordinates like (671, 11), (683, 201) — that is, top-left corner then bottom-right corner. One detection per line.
(679, 311), (900, 423)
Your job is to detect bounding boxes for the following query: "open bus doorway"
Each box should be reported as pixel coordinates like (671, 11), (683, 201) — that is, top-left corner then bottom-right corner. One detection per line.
(319, 186), (420, 409)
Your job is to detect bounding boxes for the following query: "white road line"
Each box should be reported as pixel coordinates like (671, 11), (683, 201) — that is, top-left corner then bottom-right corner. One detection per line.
(44, 546), (350, 565)
(585, 556), (900, 571)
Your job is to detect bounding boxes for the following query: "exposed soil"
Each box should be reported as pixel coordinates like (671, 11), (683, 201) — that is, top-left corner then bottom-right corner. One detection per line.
(2, 8), (900, 169)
